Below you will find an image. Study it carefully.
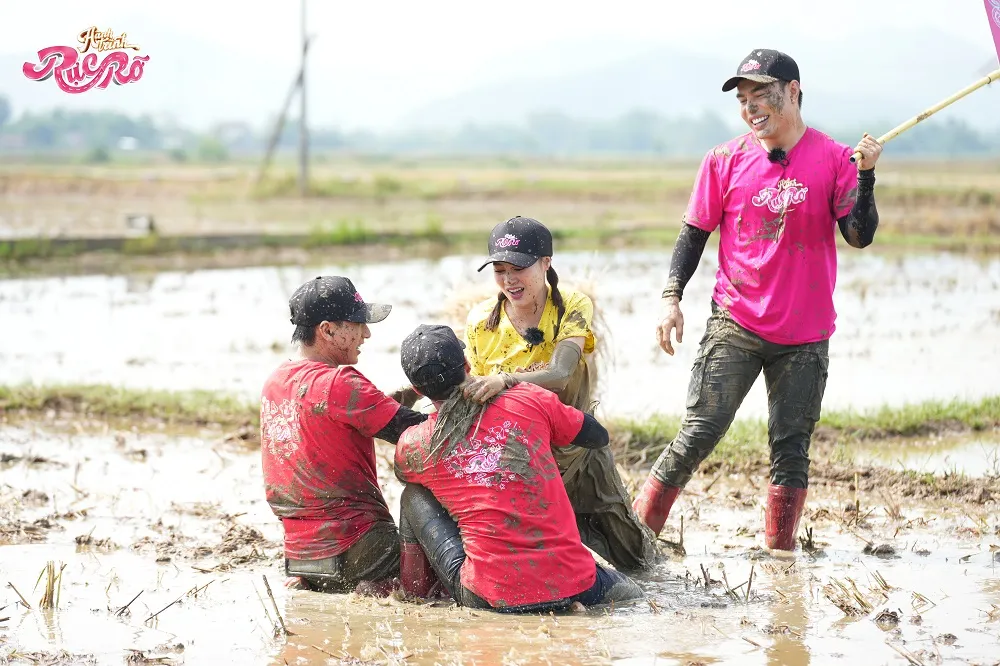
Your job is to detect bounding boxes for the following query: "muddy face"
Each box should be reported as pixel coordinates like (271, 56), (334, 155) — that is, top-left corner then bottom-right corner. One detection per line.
(323, 321), (370, 365)
(736, 79), (797, 142)
(493, 258), (551, 309)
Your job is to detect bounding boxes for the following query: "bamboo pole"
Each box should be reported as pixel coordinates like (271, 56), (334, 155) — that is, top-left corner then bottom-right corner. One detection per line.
(850, 67), (1000, 163)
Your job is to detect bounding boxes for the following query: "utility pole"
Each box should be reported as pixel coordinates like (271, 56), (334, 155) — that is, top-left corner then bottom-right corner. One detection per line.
(298, 0), (309, 196)
(253, 2), (313, 192)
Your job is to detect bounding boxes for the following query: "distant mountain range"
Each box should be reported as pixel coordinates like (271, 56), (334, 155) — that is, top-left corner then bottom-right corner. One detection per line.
(400, 29), (1000, 133)
(2, 22), (997, 135)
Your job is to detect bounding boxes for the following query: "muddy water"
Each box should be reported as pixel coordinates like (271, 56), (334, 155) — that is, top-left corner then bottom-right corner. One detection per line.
(1, 249), (998, 420)
(848, 431), (1000, 479)
(2, 419), (998, 665)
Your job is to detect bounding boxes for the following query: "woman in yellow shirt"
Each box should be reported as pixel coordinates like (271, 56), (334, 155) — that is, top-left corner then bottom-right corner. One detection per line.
(461, 216), (658, 573)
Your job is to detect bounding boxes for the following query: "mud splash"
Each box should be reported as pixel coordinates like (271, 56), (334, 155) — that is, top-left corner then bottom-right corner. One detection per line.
(1, 417), (998, 664)
(0, 249), (998, 421)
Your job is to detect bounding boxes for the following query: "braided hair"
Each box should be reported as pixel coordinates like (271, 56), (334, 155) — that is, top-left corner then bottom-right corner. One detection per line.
(485, 266), (565, 344)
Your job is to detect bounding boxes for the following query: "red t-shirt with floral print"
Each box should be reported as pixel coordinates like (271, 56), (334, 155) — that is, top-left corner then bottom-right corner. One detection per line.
(260, 359), (400, 560)
(394, 383), (596, 607)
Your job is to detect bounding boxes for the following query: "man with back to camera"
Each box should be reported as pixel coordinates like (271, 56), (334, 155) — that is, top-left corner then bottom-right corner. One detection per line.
(259, 275), (427, 594)
(392, 324), (644, 611)
(632, 49), (884, 551)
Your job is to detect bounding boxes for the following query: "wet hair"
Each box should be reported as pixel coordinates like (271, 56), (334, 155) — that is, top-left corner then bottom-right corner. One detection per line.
(291, 324), (317, 346)
(485, 265), (565, 343)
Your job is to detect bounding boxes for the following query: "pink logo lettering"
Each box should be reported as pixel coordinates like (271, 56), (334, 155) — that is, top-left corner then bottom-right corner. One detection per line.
(445, 420), (521, 489)
(752, 178), (809, 214)
(22, 27), (149, 94)
(494, 234), (519, 248)
(741, 59), (761, 73)
(353, 292), (364, 303)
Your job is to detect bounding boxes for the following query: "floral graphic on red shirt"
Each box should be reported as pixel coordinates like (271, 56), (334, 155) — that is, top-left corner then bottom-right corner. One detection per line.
(445, 420), (522, 489)
(260, 396), (301, 462)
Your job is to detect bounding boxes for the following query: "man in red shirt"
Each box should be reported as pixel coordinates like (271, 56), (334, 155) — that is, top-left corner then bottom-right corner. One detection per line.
(393, 324), (644, 612)
(260, 276), (427, 594)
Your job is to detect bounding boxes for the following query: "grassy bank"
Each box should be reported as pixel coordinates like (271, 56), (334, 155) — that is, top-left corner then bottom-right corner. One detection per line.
(1, 158), (998, 277)
(0, 384), (255, 430)
(3, 383), (997, 466)
(2, 226), (998, 279)
(608, 396), (1000, 470)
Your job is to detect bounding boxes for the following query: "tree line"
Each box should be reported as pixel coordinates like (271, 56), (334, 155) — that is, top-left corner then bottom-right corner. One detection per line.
(1, 94), (998, 161)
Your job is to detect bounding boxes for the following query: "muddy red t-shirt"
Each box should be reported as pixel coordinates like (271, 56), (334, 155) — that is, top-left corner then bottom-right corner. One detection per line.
(394, 384), (596, 607)
(260, 359), (400, 560)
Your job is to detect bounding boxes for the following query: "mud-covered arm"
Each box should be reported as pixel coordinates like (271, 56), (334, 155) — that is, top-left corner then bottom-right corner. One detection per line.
(837, 169), (879, 249)
(373, 406), (428, 445)
(660, 223), (712, 302)
(502, 341), (582, 393)
(569, 413), (609, 449)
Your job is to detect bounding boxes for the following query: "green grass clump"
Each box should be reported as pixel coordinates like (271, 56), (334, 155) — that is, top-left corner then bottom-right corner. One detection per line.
(610, 395), (1000, 470)
(818, 395), (1000, 438)
(2, 384), (997, 473)
(0, 383), (256, 428)
(305, 219), (372, 246)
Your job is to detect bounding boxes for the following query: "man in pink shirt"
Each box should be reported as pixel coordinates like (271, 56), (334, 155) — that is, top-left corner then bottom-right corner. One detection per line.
(632, 49), (883, 551)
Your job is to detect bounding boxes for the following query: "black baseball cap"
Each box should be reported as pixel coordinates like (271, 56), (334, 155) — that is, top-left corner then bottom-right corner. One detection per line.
(288, 276), (391, 327)
(400, 324), (467, 394)
(721, 49), (800, 92)
(476, 216), (553, 272)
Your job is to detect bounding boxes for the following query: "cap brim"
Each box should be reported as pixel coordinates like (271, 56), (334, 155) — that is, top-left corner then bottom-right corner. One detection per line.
(476, 251), (540, 272)
(721, 74), (778, 92)
(345, 303), (392, 324)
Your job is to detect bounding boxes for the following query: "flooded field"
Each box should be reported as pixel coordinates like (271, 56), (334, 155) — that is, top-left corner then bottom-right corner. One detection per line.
(1, 244), (998, 664)
(850, 432), (1000, 479)
(1, 417), (998, 665)
(1, 247), (998, 420)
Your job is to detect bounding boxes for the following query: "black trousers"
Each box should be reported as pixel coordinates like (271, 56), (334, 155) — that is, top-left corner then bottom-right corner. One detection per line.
(284, 521), (400, 593)
(650, 301), (830, 489)
(399, 483), (644, 613)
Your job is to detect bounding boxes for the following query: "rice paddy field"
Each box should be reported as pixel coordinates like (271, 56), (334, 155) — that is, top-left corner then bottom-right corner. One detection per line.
(1, 157), (998, 665)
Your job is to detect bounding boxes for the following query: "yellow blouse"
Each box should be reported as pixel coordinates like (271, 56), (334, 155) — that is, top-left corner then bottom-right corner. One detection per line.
(464, 287), (596, 377)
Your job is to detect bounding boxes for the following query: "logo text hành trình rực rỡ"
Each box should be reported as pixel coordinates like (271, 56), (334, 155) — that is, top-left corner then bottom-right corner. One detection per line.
(22, 26), (149, 94)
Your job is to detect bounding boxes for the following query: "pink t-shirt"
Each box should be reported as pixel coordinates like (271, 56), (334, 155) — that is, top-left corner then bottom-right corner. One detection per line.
(684, 127), (858, 345)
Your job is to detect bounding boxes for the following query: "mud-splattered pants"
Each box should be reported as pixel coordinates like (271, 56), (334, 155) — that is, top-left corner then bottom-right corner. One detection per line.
(284, 521), (400, 593)
(399, 484), (644, 613)
(650, 302), (830, 489)
(555, 444), (660, 572)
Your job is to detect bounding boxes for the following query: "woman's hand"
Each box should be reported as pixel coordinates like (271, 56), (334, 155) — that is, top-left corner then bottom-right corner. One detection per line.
(462, 374), (507, 404)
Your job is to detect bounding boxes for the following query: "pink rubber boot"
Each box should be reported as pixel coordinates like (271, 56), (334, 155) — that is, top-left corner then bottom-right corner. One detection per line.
(632, 476), (682, 536)
(764, 484), (808, 551)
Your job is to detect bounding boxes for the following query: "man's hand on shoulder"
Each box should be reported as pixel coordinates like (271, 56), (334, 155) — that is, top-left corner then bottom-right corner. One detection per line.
(389, 385), (420, 409)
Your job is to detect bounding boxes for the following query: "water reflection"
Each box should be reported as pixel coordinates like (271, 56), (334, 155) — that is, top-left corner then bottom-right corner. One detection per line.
(1, 249), (997, 421)
(849, 434), (1000, 478)
(2, 419), (1000, 664)
(767, 573), (811, 666)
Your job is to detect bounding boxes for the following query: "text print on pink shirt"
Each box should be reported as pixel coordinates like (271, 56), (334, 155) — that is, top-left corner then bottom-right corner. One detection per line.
(752, 178), (809, 214)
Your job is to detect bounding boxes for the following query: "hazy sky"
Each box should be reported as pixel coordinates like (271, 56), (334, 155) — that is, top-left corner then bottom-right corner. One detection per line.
(1, 0), (997, 130)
